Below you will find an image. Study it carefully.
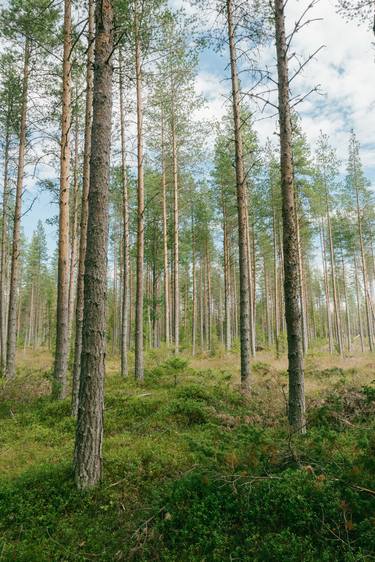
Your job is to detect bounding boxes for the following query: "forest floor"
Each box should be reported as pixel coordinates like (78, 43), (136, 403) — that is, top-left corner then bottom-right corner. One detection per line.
(0, 348), (374, 561)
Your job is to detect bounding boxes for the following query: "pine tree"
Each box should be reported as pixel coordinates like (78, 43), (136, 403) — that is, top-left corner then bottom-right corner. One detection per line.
(74, 0), (114, 490)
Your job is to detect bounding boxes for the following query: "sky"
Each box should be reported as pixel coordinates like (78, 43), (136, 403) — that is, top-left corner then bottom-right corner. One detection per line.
(21, 0), (375, 252)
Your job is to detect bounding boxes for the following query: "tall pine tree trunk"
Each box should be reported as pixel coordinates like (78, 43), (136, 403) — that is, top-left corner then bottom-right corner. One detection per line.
(223, 206), (231, 351)
(53, 0), (72, 399)
(274, 0), (305, 432)
(6, 38), (30, 380)
(320, 222), (333, 353)
(226, 0), (251, 391)
(74, 0), (113, 489)
(135, 15), (145, 381)
(272, 200), (280, 357)
(172, 112), (179, 353)
(161, 114), (170, 346)
(119, 50), (130, 377)
(354, 253), (365, 352)
(191, 213), (197, 356)
(325, 190), (343, 355)
(0, 124), (10, 373)
(68, 108), (80, 337)
(355, 177), (374, 351)
(72, 0), (94, 416)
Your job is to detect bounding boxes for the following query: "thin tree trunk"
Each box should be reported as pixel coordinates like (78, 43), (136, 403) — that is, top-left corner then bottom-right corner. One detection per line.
(223, 208), (231, 351)
(295, 201), (308, 354)
(119, 50), (130, 377)
(191, 215), (197, 356)
(53, 0), (72, 399)
(161, 114), (170, 346)
(0, 125), (10, 373)
(200, 262), (204, 351)
(355, 175), (374, 351)
(325, 188), (343, 355)
(5, 38), (30, 380)
(172, 113), (179, 353)
(245, 206), (256, 356)
(68, 107), (80, 337)
(74, 0), (113, 489)
(226, 0), (251, 391)
(320, 222), (333, 353)
(206, 243), (212, 352)
(272, 199), (280, 357)
(354, 253), (365, 352)
(274, 0), (305, 432)
(134, 14), (145, 381)
(71, 0), (94, 416)
(341, 253), (352, 352)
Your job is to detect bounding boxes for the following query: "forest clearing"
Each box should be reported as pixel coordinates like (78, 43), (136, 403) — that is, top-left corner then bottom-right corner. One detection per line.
(0, 0), (375, 560)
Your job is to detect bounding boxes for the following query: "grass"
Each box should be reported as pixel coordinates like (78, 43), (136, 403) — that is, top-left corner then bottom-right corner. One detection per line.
(0, 348), (374, 560)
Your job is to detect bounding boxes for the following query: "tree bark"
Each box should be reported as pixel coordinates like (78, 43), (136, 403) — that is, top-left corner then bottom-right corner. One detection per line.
(71, 0), (95, 416)
(5, 38), (30, 380)
(0, 124), (10, 373)
(161, 113), (170, 346)
(134, 14), (145, 381)
(355, 168), (374, 351)
(74, 0), (113, 489)
(272, 197), (280, 357)
(354, 253), (365, 352)
(53, 0), (72, 399)
(68, 107), (80, 337)
(325, 184), (343, 355)
(191, 214), (197, 356)
(274, 0), (305, 432)
(320, 222), (333, 353)
(226, 0), (251, 391)
(172, 112), (179, 353)
(223, 205), (231, 351)
(119, 50), (130, 377)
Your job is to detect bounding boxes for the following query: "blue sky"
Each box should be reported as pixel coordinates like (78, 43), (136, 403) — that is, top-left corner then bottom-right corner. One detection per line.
(20, 0), (375, 253)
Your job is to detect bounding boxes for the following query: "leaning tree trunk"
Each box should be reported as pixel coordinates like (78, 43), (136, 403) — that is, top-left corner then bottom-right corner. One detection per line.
(5, 38), (30, 380)
(74, 0), (113, 489)
(134, 17), (145, 381)
(53, 0), (72, 399)
(274, 0), (305, 433)
(226, 0), (251, 391)
(71, 0), (95, 416)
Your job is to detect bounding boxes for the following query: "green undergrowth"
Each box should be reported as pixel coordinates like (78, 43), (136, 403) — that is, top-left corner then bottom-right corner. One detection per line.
(0, 360), (374, 561)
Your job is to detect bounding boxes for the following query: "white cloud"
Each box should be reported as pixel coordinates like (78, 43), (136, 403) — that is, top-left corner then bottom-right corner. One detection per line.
(191, 0), (375, 179)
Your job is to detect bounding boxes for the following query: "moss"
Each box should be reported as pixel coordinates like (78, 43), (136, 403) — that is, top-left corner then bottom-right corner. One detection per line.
(0, 357), (374, 561)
